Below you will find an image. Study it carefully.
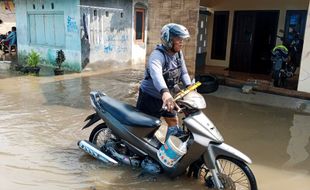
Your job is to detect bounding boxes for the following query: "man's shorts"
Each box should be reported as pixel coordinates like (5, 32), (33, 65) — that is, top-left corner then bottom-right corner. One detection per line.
(136, 88), (177, 118)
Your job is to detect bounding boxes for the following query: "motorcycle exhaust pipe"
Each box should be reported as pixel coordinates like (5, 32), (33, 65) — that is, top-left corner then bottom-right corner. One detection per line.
(106, 146), (161, 174)
(106, 146), (141, 167)
(78, 140), (118, 165)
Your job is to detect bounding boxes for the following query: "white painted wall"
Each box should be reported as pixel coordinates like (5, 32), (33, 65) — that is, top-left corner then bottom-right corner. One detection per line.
(297, 1), (310, 93)
(80, 0), (133, 66)
(132, 0), (148, 65)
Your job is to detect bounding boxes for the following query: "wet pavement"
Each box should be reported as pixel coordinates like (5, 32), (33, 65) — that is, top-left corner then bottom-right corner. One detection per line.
(0, 63), (309, 190)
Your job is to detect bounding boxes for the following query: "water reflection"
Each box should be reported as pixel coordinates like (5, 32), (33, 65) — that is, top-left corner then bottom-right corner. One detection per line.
(41, 77), (91, 109)
(40, 69), (142, 109)
(284, 114), (310, 168)
(203, 95), (293, 167)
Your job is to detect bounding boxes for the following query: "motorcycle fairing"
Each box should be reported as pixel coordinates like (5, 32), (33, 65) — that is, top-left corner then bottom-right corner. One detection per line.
(183, 111), (223, 143)
(96, 106), (159, 158)
(203, 142), (252, 170)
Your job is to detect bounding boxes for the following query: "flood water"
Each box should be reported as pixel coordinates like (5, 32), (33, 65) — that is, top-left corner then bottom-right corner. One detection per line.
(0, 64), (309, 190)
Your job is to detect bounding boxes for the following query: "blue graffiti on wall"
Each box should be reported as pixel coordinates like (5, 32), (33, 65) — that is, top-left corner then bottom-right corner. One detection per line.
(67, 16), (78, 33)
(103, 34), (128, 54)
(104, 45), (113, 53)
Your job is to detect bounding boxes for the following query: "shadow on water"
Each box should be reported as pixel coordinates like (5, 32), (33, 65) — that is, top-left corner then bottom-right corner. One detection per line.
(284, 113), (310, 170)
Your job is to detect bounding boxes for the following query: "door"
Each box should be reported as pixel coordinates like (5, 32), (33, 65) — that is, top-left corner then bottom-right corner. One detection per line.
(252, 11), (279, 74)
(230, 11), (256, 72)
(230, 11), (279, 74)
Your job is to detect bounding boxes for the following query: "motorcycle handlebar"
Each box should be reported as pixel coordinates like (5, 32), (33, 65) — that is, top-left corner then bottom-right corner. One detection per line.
(174, 82), (202, 101)
(160, 82), (201, 113)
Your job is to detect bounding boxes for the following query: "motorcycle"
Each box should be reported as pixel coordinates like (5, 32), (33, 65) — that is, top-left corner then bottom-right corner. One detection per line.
(271, 30), (303, 87)
(78, 82), (257, 190)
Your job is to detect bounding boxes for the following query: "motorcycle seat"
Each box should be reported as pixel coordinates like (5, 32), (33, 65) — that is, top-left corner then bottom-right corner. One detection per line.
(98, 95), (161, 128)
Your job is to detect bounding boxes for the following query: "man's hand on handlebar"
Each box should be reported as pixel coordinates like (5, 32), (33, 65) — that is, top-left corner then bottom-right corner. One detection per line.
(162, 92), (180, 112)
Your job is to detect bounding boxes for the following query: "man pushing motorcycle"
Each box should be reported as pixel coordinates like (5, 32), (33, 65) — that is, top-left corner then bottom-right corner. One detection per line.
(136, 23), (192, 139)
(80, 24), (258, 189)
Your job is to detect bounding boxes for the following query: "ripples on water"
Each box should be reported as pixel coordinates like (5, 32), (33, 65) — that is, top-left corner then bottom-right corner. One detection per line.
(0, 68), (310, 190)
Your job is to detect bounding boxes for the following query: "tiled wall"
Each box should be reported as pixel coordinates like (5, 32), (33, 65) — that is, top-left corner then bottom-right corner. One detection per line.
(147, 0), (200, 76)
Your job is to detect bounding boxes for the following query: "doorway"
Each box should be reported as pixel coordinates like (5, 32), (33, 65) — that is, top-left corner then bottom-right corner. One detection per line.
(230, 11), (279, 74)
(195, 9), (209, 73)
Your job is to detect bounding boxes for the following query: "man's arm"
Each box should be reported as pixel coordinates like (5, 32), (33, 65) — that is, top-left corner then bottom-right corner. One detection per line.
(148, 50), (169, 94)
(3, 33), (14, 42)
(148, 50), (176, 112)
(179, 51), (191, 86)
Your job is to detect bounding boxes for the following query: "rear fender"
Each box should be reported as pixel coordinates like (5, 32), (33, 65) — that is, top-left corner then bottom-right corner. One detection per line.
(82, 113), (100, 129)
(203, 143), (252, 169)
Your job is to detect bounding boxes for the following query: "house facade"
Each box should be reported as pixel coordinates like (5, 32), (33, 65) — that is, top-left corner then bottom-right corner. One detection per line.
(147, 0), (200, 76)
(14, 0), (310, 93)
(199, 0), (310, 93)
(147, 0), (310, 93)
(14, 0), (147, 71)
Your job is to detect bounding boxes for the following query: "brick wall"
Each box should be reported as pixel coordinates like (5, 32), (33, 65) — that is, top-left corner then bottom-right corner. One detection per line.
(147, 0), (200, 75)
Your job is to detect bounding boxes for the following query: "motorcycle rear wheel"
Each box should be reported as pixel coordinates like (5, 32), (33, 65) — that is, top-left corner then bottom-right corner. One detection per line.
(89, 123), (113, 149)
(198, 156), (257, 190)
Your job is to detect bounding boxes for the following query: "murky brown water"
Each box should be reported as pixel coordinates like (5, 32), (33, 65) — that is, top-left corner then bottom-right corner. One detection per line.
(0, 64), (309, 190)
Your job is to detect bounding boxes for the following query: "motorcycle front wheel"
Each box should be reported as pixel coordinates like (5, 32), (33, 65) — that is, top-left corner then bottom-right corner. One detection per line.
(198, 156), (257, 190)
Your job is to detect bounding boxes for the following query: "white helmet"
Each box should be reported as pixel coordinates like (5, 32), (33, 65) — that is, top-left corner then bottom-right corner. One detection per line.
(160, 23), (190, 49)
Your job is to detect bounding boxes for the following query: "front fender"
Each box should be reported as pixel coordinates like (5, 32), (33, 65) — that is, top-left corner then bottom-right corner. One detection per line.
(203, 143), (252, 169)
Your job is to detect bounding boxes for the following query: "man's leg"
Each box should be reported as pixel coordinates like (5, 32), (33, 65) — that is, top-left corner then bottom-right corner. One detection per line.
(163, 107), (184, 140)
(164, 116), (178, 128)
(136, 88), (162, 118)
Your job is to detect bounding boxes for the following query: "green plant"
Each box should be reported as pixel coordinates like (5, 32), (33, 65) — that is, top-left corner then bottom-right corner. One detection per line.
(26, 50), (40, 67)
(56, 49), (65, 69)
